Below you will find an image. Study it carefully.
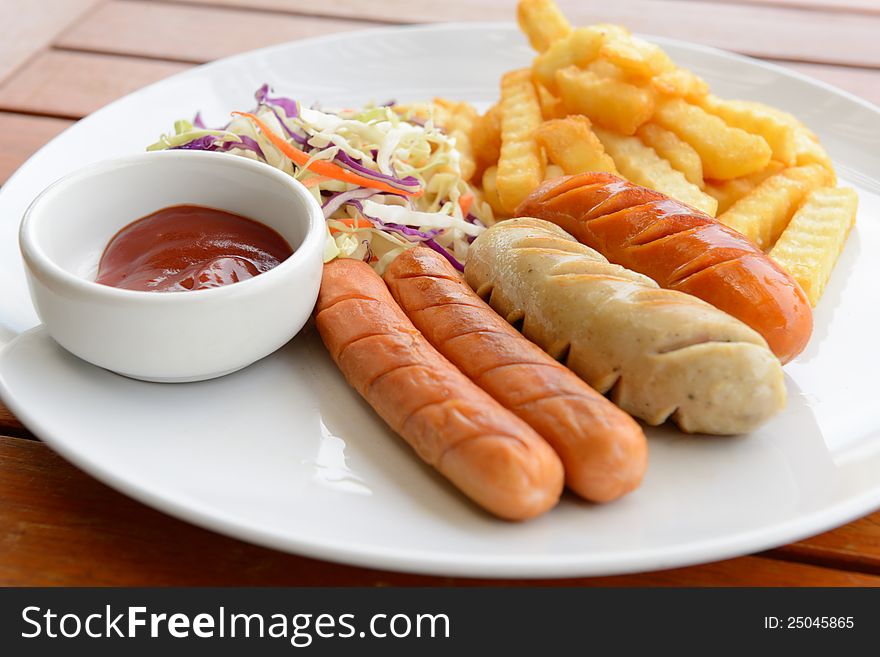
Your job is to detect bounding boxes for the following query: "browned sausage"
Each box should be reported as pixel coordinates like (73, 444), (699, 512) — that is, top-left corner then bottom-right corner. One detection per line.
(314, 257), (564, 520)
(384, 247), (647, 503)
(516, 173), (813, 363)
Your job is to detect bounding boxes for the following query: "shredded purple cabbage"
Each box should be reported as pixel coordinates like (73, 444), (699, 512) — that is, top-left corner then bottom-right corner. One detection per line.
(424, 238), (465, 271)
(173, 134), (266, 160)
(259, 104), (309, 146)
(334, 151), (420, 192)
(218, 135), (266, 159)
(349, 201), (444, 242)
(255, 84), (299, 119)
(175, 135), (216, 151)
(384, 223), (444, 241)
(322, 188), (377, 218)
(192, 112), (207, 129)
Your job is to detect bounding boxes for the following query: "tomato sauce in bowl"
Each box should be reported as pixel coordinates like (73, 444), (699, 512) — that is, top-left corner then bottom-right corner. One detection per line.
(96, 204), (293, 292)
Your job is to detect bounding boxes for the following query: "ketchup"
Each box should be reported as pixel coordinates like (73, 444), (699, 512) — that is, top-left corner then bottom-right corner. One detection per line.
(96, 205), (293, 292)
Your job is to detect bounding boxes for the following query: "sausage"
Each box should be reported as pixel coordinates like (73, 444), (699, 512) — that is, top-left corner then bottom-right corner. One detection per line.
(314, 258), (564, 520)
(515, 173), (813, 363)
(384, 247), (647, 503)
(465, 218), (787, 435)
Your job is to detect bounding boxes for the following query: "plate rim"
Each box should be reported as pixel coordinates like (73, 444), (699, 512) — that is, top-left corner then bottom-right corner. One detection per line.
(1, 22), (879, 578)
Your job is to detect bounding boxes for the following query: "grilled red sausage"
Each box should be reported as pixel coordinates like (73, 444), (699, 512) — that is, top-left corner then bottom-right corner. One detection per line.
(516, 173), (813, 363)
(315, 258), (564, 520)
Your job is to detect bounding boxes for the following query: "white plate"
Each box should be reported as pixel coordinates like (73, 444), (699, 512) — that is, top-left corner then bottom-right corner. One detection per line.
(1, 24), (879, 578)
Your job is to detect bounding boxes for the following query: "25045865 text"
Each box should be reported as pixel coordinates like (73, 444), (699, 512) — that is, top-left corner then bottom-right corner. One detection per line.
(764, 616), (854, 629)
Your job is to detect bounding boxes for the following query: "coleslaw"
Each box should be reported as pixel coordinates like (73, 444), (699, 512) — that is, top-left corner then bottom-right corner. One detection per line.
(147, 84), (492, 272)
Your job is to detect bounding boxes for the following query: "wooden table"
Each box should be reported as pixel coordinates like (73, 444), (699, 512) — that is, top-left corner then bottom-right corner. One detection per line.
(1, 0), (879, 586)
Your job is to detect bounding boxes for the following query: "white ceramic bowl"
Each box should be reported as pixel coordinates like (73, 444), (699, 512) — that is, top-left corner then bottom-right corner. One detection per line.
(19, 150), (325, 382)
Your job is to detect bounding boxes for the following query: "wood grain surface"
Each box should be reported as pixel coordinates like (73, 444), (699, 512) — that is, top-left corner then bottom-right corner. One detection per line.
(57, 1), (368, 63)
(1, 436), (877, 586)
(0, 51), (188, 118)
(0, 112), (72, 186)
(156, 0), (880, 66)
(0, 0), (878, 586)
(0, 0), (102, 83)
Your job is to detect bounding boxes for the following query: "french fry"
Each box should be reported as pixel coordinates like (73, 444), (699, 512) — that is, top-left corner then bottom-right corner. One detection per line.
(585, 58), (627, 81)
(517, 0), (571, 52)
(535, 81), (566, 120)
(636, 123), (703, 186)
(532, 25), (624, 92)
(481, 165), (507, 218)
(717, 163), (833, 249)
(704, 161), (785, 214)
(598, 33), (675, 80)
(594, 126), (717, 216)
(725, 100), (836, 176)
(741, 101), (801, 128)
(497, 69), (545, 213)
(471, 104), (502, 179)
(433, 98), (478, 181)
(653, 97), (772, 179)
(793, 126), (835, 175)
(536, 116), (618, 175)
(556, 66), (654, 135)
(699, 95), (796, 166)
(769, 187), (858, 306)
(651, 68), (709, 102)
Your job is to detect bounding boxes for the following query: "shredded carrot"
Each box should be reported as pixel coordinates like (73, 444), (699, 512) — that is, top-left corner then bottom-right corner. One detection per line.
(338, 217), (372, 229)
(231, 111), (421, 198)
(459, 193), (474, 217)
(301, 175), (331, 189)
(329, 216), (372, 235)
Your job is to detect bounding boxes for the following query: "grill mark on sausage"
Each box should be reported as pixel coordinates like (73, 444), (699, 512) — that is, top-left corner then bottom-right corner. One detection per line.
(511, 245), (592, 259)
(315, 293), (380, 314)
(335, 330), (394, 361)
(670, 252), (752, 288)
(405, 298), (485, 313)
(435, 430), (529, 469)
(392, 270), (464, 284)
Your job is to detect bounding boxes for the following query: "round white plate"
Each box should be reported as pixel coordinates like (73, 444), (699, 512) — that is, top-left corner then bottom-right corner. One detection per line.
(1, 24), (879, 578)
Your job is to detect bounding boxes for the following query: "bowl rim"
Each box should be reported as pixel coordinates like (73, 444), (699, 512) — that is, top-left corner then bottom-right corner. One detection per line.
(18, 149), (325, 303)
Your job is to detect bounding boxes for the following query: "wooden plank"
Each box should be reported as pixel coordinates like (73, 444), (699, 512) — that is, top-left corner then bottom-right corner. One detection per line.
(0, 112), (73, 185)
(152, 0), (880, 68)
(0, 0), (103, 83)
(7, 23), (871, 122)
(0, 401), (36, 440)
(778, 61), (880, 107)
(769, 513), (880, 575)
(1, 435), (878, 586)
(55, 0), (374, 64)
(704, 0), (880, 15)
(0, 51), (188, 119)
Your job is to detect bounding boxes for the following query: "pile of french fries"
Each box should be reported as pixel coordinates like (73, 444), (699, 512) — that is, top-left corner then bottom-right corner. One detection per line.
(445, 0), (859, 307)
